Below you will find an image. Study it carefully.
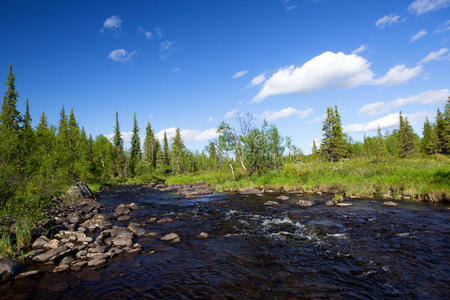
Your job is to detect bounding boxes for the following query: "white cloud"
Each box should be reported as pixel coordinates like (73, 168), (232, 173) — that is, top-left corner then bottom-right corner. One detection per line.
(352, 44), (368, 54)
(252, 51), (374, 103)
(344, 111), (428, 133)
(375, 14), (400, 28)
(138, 27), (153, 39)
(172, 67), (182, 73)
(224, 109), (239, 119)
(408, 0), (450, 15)
(233, 70), (248, 79)
(359, 89), (449, 116)
(247, 73), (266, 87)
(305, 114), (326, 124)
(155, 27), (163, 38)
(417, 48), (449, 64)
(160, 41), (175, 59)
(104, 131), (133, 144)
(155, 128), (218, 143)
(103, 15), (122, 31)
(281, 0), (298, 11)
(310, 138), (322, 148)
(207, 116), (214, 122)
(410, 30), (427, 42)
(107, 49), (136, 63)
(261, 107), (314, 122)
(434, 19), (450, 33)
(372, 64), (422, 86)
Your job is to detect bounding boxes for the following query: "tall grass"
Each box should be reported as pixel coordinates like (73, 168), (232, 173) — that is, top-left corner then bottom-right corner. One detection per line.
(0, 231), (14, 258)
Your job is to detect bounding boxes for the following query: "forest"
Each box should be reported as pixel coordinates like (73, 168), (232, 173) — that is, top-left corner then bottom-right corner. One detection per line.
(1, 64), (449, 258)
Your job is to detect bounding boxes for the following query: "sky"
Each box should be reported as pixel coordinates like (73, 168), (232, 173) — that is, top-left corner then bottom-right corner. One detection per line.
(0, 0), (449, 153)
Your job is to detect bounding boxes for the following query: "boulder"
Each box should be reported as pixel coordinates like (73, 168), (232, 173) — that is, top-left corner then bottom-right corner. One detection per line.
(80, 214), (111, 232)
(114, 204), (131, 216)
(264, 201), (279, 206)
(87, 258), (106, 267)
(157, 217), (175, 224)
(14, 270), (40, 280)
(297, 200), (314, 207)
(276, 195), (290, 201)
(67, 182), (95, 199)
(383, 201), (398, 207)
(32, 236), (50, 249)
(112, 231), (133, 248)
(70, 261), (87, 271)
(67, 213), (80, 224)
(240, 188), (261, 195)
(43, 239), (62, 250)
(336, 202), (353, 207)
(33, 245), (68, 263)
(53, 265), (69, 273)
(0, 258), (24, 283)
(325, 200), (335, 207)
(197, 232), (209, 239)
(117, 215), (132, 222)
(161, 233), (180, 243)
(128, 203), (139, 210)
(59, 256), (74, 266)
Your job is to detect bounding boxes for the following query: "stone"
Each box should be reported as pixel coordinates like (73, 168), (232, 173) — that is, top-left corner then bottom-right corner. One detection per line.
(70, 261), (87, 271)
(53, 265), (69, 272)
(383, 201), (398, 207)
(59, 256), (74, 266)
(197, 232), (209, 239)
(87, 259), (106, 267)
(148, 217), (157, 223)
(75, 250), (87, 259)
(157, 217), (175, 224)
(43, 239), (63, 250)
(264, 201), (279, 206)
(14, 270), (40, 280)
(80, 214), (111, 232)
(0, 258), (24, 283)
(325, 200), (335, 207)
(336, 202), (353, 207)
(89, 245), (107, 253)
(161, 233), (180, 243)
(240, 188), (261, 195)
(117, 215), (132, 222)
(67, 213), (80, 224)
(114, 204), (131, 216)
(67, 182), (95, 199)
(112, 230), (133, 247)
(86, 253), (108, 260)
(276, 195), (290, 201)
(127, 248), (141, 254)
(32, 236), (49, 249)
(77, 227), (86, 233)
(78, 237), (93, 243)
(145, 232), (159, 238)
(33, 246), (68, 263)
(297, 200), (314, 207)
(128, 203), (139, 210)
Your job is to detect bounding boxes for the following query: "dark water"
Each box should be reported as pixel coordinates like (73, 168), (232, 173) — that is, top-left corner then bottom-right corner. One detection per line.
(2, 186), (449, 299)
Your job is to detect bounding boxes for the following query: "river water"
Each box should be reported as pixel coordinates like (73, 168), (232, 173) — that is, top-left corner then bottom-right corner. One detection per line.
(2, 186), (449, 299)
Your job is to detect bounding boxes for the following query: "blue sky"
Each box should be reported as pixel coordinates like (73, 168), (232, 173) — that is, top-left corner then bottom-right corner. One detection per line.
(0, 0), (449, 153)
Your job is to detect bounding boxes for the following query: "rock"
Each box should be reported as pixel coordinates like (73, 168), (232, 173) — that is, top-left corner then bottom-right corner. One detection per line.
(77, 227), (86, 233)
(161, 233), (180, 243)
(87, 259), (106, 267)
(89, 245), (107, 253)
(71, 261), (87, 271)
(156, 217), (175, 224)
(128, 203), (138, 210)
(86, 253), (108, 260)
(114, 204), (131, 216)
(0, 258), (24, 283)
(197, 232), (209, 239)
(67, 213), (80, 224)
(53, 265), (69, 272)
(297, 200), (314, 207)
(336, 202), (353, 207)
(325, 200), (335, 207)
(148, 217), (157, 223)
(78, 236), (93, 243)
(117, 215), (132, 222)
(80, 214), (111, 232)
(145, 232), (159, 238)
(59, 256), (74, 266)
(127, 248), (141, 254)
(127, 223), (146, 237)
(14, 270), (40, 280)
(264, 201), (279, 206)
(32, 236), (50, 249)
(65, 242), (75, 249)
(33, 246), (68, 263)
(24, 249), (45, 259)
(240, 188), (261, 195)
(75, 250), (87, 259)
(383, 201), (398, 207)
(43, 239), (62, 250)
(67, 182), (95, 199)
(112, 231), (133, 248)
(276, 195), (290, 201)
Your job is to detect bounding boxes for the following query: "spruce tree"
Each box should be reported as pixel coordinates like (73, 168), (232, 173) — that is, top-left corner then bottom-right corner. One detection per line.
(129, 113), (141, 177)
(208, 142), (218, 169)
(162, 132), (170, 168)
(435, 109), (445, 154)
(444, 97), (450, 154)
(312, 140), (318, 155)
(113, 112), (126, 178)
(143, 122), (156, 168)
(155, 139), (164, 169)
(421, 117), (433, 155)
(320, 106), (347, 161)
(0, 64), (20, 132)
(397, 112), (418, 158)
(171, 128), (185, 174)
(20, 98), (35, 174)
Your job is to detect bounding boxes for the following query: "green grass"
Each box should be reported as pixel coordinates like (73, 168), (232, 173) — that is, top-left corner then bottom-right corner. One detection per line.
(0, 231), (14, 258)
(164, 157), (450, 201)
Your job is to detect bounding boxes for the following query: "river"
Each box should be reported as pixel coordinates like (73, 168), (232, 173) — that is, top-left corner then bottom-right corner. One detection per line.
(2, 185), (449, 299)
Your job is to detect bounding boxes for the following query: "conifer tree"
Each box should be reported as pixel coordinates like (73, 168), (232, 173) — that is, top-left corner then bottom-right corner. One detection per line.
(434, 109), (445, 154)
(162, 132), (170, 168)
(143, 122), (156, 168)
(444, 97), (450, 154)
(155, 139), (164, 168)
(397, 112), (418, 158)
(0, 64), (20, 132)
(320, 106), (347, 161)
(208, 142), (218, 169)
(312, 140), (318, 155)
(129, 113), (141, 177)
(421, 117), (433, 155)
(113, 112), (126, 177)
(20, 99), (35, 174)
(171, 128), (185, 174)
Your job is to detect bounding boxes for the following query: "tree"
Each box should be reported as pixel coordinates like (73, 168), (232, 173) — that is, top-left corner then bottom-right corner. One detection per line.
(20, 99), (36, 175)
(129, 113), (141, 177)
(216, 122), (237, 177)
(143, 122), (156, 168)
(320, 106), (348, 161)
(444, 97), (450, 154)
(208, 142), (218, 169)
(113, 112), (126, 178)
(397, 112), (418, 158)
(0, 64), (20, 132)
(162, 132), (170, 169)
(171, 128), (185, 174)
(421, 117), (434, 155)
(312, 140), (318, 155)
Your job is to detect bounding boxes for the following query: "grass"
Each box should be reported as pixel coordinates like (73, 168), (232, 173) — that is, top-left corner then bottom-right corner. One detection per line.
(165, 156), (450, 201)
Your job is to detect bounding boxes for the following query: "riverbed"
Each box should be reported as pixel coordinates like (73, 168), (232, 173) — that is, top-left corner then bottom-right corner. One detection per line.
(2, 186), (449, 299)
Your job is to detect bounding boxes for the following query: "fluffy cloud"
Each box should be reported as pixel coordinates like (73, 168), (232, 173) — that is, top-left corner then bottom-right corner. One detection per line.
(344, 111), (428, 133)
(207, 116), (214, 122)
(408, 0), (450, 15)
(252, 51), (374, 103)
(233, 70), (248, 79)
(104, 131), (133, 144)
(103, 15), (122, 31)
(417, 48), (449, 64)
(155, 128), (218, 143)
(107, 49), (136, 63)
(261, 107), (314, 122)
(160, 41), (175, 59)
(375, 14), (400, 28)
(352, 44), (368, 54)
(359, 89), (449, 116)
(410, 30), (427, 42)
(247, 73), (266, 87)
(372, 65), (422, 86)
(224, 109), (239, 119)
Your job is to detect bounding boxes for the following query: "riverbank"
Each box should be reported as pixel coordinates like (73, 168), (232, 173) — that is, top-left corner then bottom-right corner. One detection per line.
(165, 157), (450, 202)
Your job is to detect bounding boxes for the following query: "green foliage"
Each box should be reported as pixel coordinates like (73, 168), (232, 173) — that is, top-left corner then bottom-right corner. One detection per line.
(398, 112), (419, 158)
(113, 112), (126, 178)
(129, 113), (142, 177)
(0, 231), (14, 258)
(171, 128), (185, 175)
(143, 122), (156, 169)
(321, 106), (348, 162)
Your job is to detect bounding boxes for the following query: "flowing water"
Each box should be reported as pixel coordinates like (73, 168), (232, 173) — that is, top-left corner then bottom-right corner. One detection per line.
(2, 186), (449, 299)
